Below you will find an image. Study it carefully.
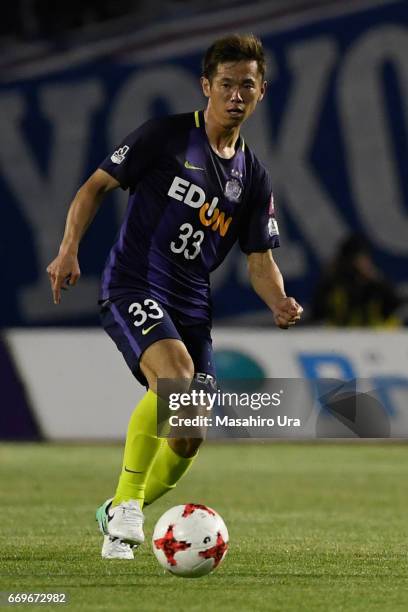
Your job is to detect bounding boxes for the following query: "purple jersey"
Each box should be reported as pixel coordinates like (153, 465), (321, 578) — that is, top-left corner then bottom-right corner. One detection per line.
(99, 110), (279, 323)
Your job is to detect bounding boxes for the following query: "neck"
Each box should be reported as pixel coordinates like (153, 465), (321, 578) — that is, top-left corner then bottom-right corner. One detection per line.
(204, 107), (241, 159)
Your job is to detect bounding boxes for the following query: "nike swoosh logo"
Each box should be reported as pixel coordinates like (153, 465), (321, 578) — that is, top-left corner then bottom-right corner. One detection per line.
(184, 160), (205, 171)
(124, 466), (143, 474)
(141, 322), (162, 336)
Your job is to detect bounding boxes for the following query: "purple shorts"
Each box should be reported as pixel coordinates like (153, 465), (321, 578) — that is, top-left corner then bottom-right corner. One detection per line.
(99, 294), (216, 387)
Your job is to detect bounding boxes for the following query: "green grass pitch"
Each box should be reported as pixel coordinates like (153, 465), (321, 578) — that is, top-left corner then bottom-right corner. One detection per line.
(1, 443), (407, 611)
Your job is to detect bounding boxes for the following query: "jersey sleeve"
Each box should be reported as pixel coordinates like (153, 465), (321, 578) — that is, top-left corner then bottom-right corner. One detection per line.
(239, 161), (280, 254)
(98, 119), (159, 191)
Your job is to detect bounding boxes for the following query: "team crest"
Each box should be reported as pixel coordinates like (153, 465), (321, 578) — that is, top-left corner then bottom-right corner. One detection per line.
(224, 177), (242, 202)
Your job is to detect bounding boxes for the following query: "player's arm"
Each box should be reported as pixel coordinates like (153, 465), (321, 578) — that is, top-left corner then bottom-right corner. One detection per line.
(247, 250), (303, 329)
(47, 169), (119, 304)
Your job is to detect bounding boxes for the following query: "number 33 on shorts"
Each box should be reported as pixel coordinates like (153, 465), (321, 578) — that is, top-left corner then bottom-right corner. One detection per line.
(128, 299), (164, 328)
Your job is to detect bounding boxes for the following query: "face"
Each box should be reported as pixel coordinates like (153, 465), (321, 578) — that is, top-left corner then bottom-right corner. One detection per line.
(201, 60), (266, 127)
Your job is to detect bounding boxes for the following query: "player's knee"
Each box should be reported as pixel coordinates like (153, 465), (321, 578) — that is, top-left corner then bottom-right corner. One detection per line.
(141, 344), (194, 390)
(162, 352), (194, 382)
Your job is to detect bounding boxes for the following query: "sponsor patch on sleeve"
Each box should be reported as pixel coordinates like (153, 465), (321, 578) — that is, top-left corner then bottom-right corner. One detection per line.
(268, 217), (279, 237)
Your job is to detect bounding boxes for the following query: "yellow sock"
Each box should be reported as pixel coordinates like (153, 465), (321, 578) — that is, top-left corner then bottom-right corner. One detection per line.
(112, 390), (161, 507)
(144, 440), (197, 507)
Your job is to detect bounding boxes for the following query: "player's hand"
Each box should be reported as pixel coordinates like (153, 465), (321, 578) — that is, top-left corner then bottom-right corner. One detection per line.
(46, 251), (81, 304)
(272, 297), (303, 329)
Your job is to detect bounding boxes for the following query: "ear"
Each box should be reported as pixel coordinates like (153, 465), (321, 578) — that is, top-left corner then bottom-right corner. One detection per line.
(258, 80), (267, 102)
(201, 76), (211, 98)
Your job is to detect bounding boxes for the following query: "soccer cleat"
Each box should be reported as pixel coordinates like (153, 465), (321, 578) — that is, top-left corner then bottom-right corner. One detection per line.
(101, 535), (135, 560)
(96, 498), (145, 545)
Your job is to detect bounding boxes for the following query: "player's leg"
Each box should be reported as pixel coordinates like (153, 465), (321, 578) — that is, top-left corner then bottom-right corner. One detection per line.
(111, 338), (194, 511)
(144, 322), (216, 507)
(96, 296), (192, 554)
(138, 338), (201, 507)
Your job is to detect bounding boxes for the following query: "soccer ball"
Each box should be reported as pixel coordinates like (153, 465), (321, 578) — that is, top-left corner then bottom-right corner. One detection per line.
(152, 504), (229, 577)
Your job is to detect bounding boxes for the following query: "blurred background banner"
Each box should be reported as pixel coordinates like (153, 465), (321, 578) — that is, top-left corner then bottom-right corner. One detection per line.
(3, 328), (408, 440)
(1, 0), (407, 327)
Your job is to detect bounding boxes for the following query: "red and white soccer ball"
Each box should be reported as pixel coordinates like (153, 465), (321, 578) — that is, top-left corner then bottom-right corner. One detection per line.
(152, 504), (229, 577)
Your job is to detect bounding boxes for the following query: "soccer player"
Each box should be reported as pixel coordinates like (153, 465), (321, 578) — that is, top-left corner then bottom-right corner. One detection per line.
(47, 34), (303, 559)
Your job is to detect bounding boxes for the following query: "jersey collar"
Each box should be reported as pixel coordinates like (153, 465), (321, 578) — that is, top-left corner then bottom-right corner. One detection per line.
(194, 109), (245, 154)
